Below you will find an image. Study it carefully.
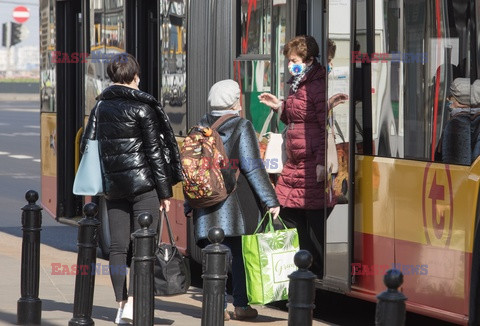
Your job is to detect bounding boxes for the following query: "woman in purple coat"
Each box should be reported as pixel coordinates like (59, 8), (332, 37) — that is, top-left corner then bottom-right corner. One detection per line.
(258, 35), (329, 277)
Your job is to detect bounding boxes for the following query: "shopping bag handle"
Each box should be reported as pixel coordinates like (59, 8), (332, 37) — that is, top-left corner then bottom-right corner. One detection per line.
(253, 211), (288, 234)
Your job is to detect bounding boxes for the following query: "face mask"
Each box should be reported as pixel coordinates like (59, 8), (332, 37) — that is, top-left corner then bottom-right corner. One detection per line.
(288, 62), (306, 76)
(447, 100), (453, 109)
(327, 65), (332, 74)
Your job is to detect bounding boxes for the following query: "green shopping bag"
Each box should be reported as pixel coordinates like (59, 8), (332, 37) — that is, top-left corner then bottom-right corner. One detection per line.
(242, 212), (299, 305)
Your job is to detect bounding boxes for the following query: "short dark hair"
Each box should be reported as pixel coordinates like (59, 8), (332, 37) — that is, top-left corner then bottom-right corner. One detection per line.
(328, 39), (336, 62)
(106, 53), (140, 84)
(283, 35), (319, 62)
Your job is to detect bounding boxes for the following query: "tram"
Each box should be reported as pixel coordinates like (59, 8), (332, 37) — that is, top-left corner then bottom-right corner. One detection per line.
(39, 0), (480, 324)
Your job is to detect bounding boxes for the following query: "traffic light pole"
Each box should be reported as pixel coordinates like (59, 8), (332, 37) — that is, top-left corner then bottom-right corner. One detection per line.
(6, 46), (12, 77)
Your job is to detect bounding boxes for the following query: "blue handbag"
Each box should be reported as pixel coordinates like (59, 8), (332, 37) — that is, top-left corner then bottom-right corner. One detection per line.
(73, 108), (103, 196)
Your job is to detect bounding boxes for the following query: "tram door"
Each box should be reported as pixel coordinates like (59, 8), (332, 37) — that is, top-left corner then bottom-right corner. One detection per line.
(322, 0), (353, 292)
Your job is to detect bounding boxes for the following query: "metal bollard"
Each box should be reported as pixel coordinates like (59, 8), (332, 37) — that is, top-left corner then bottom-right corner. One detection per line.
(132, 212), (156, 326)
(287, 250), (316, 326)
(17, 190), (43, 325)
(69, 202), (101, 326)
(375, 269), (407, 326)
(201, 227), (229, 326)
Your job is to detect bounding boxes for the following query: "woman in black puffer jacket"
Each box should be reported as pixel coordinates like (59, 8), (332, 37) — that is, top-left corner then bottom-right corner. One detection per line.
(80, 53), (182, 324)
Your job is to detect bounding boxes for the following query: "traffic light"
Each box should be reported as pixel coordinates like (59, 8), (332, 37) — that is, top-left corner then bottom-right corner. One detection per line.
(11, 22), (23, 46)
(2, 22), (9, 47)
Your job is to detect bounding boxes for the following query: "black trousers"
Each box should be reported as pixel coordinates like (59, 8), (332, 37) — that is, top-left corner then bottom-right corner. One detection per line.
(198, 236), (248, 307)
(106, 189), (159, 302)
(280, 207), (329, 277)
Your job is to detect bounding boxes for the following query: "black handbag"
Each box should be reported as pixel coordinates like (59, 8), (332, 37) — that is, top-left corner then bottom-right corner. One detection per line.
(154, 211), (191, 296)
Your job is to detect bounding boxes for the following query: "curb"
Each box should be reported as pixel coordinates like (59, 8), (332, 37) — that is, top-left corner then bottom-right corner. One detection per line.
(0, 93), (39, 101)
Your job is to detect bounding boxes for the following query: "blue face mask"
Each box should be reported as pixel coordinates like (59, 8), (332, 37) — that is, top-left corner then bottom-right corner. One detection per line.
(288, 62), (306, 76)
(447, 100), (453, 109)
(327, 65), (332, 74)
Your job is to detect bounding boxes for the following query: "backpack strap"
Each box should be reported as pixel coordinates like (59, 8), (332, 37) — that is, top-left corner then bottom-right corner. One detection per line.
(211, 114), (237, 130)
(210, 114), (241, 180)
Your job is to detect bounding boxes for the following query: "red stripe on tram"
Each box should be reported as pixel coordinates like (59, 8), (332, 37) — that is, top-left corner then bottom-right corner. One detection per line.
(431, 0), (442, 160)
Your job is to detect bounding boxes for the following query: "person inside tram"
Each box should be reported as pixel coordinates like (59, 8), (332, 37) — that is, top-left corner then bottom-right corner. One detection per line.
(441, 77), (480, 165)
(80, 53), (183, 324)
(258, 35), (333, 277)
(185, 79), (280, 321)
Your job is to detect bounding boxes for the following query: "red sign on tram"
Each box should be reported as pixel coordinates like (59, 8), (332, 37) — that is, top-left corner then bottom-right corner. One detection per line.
(13, 6), (30, 24)
(422, 163), (454, 247)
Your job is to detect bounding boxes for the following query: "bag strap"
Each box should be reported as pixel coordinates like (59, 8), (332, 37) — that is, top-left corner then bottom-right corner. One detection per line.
(93, 101), (102, 141)
(258, 109), (275, 141)
(157, 210), (176, 247)
(211, 114), (237, 131)
(253, 212), (288, 234)
(210, 114), (241, 180)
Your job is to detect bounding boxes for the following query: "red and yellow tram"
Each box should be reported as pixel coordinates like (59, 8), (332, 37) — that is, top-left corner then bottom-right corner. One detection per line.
(39, 0), (480, 324)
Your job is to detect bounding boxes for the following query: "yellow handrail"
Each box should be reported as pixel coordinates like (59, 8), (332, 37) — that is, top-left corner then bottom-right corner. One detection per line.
(74, 127), (83, 173)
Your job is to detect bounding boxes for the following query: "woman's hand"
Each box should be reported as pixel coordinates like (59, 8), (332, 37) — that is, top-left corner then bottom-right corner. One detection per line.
(258, 93), (281, 111)
(269, 206), (280, 220)
(328, 93), (349, 109)
(316, 164), (326, 183)
(160, 199), (171, 212)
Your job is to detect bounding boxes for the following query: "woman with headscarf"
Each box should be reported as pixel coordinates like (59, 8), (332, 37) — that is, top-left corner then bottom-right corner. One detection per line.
(185, 79), (280, 321)
(258, 35), (330, 277)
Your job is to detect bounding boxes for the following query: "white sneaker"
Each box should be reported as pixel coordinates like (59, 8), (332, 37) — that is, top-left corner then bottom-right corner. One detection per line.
(120, 301), (133, 324)
(115, 306), (131, 324)
(114, 307), (124, 324)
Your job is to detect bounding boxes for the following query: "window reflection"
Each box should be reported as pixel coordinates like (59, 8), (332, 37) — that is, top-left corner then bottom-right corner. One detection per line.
(328, 0), (352, 204)
(40, 0), (56, 112)
(273, 0), (286, 99)
(160, 0), (187, 136)
(240, 0), (271, 55)
(234, 60), (271, 133)
(351, 0), (477, 165)
(85, 0), (126, 114)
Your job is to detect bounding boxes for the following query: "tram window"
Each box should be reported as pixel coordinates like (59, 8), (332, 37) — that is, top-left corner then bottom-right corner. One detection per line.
(352, 0), (475, 163)
(402, 0), (470, 163)
(159, 0), (187, 136)
(85, 0), (126, 115)
(40, 0), (56, 113)
(104, 0), (125, 51)
(240, 0), (272, 55)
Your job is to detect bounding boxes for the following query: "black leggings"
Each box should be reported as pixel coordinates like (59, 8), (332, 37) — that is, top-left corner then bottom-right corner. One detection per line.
(106, 189), (159, 302)
(280, 207), (330, 277)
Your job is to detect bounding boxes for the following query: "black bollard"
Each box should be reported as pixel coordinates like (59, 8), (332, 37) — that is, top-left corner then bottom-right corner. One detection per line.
(287, 250), (316, 326)
(201, 227), (229, 326)
(132, 213), (156, 326)
(17, 190), (43, 325)
(375, 269), (407, 326)
(69, 202), (101, 326)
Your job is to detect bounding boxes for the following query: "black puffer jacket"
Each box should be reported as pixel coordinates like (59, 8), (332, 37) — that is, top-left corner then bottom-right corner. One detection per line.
(81, 85), (183, 200)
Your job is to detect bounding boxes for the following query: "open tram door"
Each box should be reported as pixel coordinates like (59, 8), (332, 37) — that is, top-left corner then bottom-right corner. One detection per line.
(316, 0), (356, 294)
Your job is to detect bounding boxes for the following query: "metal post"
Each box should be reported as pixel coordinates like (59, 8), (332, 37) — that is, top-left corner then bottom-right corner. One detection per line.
(375, 269), (407, 326)
(132, 212), (156, 326)
(69, 203), (101, 326)
(17, 190), (43, 325)
(201, 227), (229, 326)
(287, 250), (316, 326)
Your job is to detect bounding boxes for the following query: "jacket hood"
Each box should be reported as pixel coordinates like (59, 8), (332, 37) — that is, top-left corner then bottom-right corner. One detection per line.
(97, 85), (158, 106)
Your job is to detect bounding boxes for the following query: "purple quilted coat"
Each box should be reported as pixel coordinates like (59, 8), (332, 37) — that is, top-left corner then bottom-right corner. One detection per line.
(276, 62), (327, 209)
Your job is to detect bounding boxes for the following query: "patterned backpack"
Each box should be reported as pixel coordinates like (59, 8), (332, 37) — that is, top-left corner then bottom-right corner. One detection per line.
(180, 114), (238, 208)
